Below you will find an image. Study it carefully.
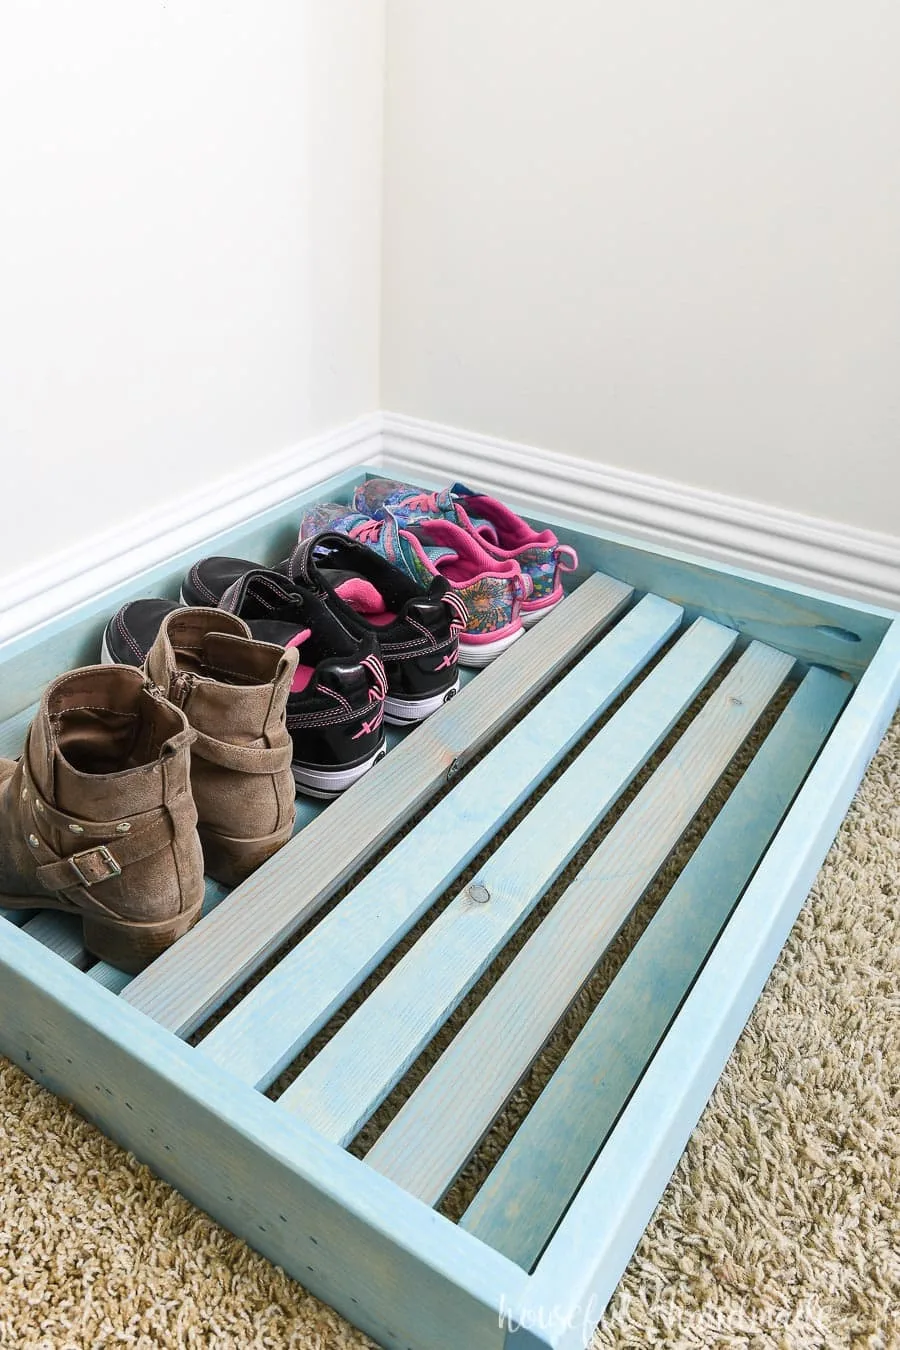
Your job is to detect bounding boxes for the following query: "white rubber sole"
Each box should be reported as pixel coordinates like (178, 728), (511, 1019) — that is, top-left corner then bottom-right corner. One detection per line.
(457, 626), (525, 668)
(383, 680), (460, 725)
(521, 594), (566, 628)
(99, 628), (116, 666)
(292, 742), (387, 799)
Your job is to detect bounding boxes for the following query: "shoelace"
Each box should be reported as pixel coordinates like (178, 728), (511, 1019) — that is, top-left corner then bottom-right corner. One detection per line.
(350, 518), (385, 546)
(398, 489), (441, 513)
(361, 653), (389, 703)
(348, 654), (388, 740)
(442, 590), (469, 634)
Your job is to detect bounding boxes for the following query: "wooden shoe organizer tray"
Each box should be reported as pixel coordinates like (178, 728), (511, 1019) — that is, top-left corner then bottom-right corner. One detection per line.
(2, 464), (898, 1350)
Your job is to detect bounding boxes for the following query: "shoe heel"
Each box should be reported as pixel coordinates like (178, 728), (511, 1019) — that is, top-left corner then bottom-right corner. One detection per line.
(81, 906), (202, 974)
(198, 825), (294, 888)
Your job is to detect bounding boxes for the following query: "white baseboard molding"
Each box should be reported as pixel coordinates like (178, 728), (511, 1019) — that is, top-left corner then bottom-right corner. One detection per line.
(382, 412), (900, 613)
(0, 415), (383, 647)
(2, 409), (897, 649)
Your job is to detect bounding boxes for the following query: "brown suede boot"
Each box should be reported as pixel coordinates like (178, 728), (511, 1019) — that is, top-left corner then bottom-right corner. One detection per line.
(0, 664), (205, 972)
(144, 608), (298, 886)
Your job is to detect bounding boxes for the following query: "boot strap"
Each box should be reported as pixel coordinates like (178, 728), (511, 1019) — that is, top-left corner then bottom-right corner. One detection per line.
(21, 768), (194, 909)
(191, 729), (293, 775)
(33, 814), (177, 894)
(22, 767), (171, 840)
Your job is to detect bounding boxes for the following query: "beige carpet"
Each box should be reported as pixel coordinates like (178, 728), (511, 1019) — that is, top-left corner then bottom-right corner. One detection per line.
(1, 713), (898, 1350)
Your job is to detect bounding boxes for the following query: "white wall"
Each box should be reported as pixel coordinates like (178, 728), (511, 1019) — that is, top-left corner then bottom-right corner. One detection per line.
(381, 0), (899, 535)
(0, 0), (385, 577)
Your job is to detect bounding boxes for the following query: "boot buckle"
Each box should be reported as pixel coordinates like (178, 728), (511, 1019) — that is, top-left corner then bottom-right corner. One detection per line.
(68, 845), (122, 887)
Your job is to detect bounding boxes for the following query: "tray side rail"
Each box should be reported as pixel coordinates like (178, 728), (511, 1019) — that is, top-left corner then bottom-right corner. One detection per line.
(0, 920), (527, 1350)
(499, 615), (900, 1350)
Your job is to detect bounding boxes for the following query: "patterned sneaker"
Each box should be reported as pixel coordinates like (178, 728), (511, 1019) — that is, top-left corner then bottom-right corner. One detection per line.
(297, 506), (528, 667)
(351, 479), (578, 627)
(181, 536), (465, 725)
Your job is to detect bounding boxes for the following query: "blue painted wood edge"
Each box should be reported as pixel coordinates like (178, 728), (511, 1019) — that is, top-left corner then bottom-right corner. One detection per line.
(0, 919), (527, 1347)
(503, 616), (900, 1350)
(378, 461), (899, 623)
(0, 464), (369, 717)
(463, 665), (850, 1266)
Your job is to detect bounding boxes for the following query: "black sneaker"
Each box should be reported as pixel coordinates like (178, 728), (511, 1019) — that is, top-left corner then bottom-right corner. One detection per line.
(216, 569), (388, 797)
(181, 532), (465, 725)
(101, 584), (388, 800)
(101, 598), (181, 667)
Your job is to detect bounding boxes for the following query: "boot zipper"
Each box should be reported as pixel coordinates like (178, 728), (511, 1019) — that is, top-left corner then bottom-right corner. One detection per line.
(167, 671), (195, 709)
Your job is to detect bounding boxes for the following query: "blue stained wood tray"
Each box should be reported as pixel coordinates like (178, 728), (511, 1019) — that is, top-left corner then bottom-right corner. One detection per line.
(1, 464), (898, 1350)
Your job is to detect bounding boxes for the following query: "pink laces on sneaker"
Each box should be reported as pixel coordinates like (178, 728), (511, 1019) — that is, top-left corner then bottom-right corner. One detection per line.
(361, 653), (389, 703)
(350, 519), (385, 546)
(401, 490), (441, 513)
(441, 590), (469, 634)
(350, 654), (388, 740)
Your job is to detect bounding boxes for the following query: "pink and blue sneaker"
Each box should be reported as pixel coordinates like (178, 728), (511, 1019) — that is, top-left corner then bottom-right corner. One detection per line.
(298, 506), (529, 667)
(350, 479), (578, 627)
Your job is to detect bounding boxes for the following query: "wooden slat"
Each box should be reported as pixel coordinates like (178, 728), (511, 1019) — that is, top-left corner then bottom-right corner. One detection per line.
(86, 961), (134, 995)
(121, 574), (634, 1035)
(365, 640), (795, 1202)
(0, 916), (524, 1350)
(19, 912), (90, 968)
(0, 910), (31, 927)
(515, 619), (900, 1344)
(198, 594), (682, 1088)
(0, 672), (473, 983)
(279, 617), (739, 1141)
(457, 665), (848, 1266)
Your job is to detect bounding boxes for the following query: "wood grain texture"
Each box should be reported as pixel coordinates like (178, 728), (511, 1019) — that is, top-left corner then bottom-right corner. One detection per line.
(516, 512), (889, 678)
(279, 617), (738, 1142)
(0, 919), (523, 1350)
(198, 593), (682, 1088)
(0, 910), (30, 927)
(365, 641), (794, 1202)
(0, 676), (464, 984)
(514, 618), (900, 1350)
(19, 913), (90, 969)
(460, 666), (849, 1266)
(121, 574), (633, 1036)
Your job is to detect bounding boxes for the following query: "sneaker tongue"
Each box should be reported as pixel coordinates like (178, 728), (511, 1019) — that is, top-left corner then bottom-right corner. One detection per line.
(331, 573), (388, 615)
(448, 483), (499, 544)
(403, 524), (457, 568)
